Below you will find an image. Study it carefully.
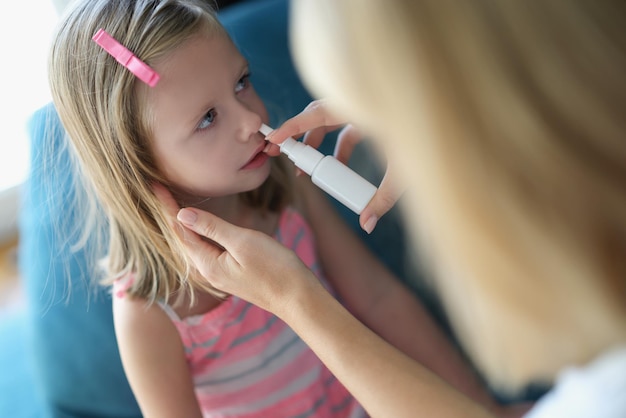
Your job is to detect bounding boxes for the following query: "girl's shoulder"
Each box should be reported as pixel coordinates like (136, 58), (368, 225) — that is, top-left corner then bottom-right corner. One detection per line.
(112, 274), (159, 318)
(112, 273), (136, 299)
(112, 281), (173, 342)
(112, 269), (226, 323)
(111, 273), (188, 322)
(112, 274), (225, 331)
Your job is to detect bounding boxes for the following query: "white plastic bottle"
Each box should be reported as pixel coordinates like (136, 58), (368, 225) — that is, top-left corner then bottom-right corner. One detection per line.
(260, 124), (377, 214)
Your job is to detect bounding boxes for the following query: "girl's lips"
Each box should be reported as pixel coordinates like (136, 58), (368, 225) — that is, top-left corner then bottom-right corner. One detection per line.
(241, 143), (269, 169)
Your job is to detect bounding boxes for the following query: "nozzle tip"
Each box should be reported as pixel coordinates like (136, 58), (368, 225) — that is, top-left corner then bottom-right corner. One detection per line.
(259, 123), (273, 137)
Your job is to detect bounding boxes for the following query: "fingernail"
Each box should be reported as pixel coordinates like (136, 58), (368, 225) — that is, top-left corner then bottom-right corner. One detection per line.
(177, 208), (197, 225)
(263, 142), (271, 153)
(363, 215), (378, 234)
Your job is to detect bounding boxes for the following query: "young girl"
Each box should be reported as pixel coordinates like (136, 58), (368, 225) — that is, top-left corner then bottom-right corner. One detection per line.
(48, 0), (523, 416)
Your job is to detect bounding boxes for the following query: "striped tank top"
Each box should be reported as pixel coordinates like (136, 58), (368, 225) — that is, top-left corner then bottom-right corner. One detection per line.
(159, 207), (367, 417)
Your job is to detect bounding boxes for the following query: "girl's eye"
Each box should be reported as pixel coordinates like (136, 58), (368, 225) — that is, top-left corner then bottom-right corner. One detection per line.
(197, 109), (216, 131)
(235, 73), (251, 93)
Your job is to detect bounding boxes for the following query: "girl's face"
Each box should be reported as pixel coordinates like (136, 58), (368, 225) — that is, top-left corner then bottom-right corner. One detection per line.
(147, 33), (270, 200)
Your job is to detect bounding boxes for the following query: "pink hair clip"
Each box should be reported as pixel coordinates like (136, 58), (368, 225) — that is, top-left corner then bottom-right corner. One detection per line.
(92, 28), (160, 87)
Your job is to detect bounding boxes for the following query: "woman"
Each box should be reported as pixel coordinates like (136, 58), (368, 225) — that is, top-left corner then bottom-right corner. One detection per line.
(165, 0), (626, 416)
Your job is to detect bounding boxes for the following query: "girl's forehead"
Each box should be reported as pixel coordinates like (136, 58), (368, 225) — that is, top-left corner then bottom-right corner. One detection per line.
(153, 32), (242, 74)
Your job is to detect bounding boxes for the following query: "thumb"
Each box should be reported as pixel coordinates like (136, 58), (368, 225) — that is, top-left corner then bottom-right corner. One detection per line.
(176, 207), (248, 252)
(359, 170), (404, 234)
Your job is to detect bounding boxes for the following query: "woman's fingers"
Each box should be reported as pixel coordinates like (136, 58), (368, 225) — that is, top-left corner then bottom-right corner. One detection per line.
(176, 208), (243, 284)
(334, 124), (362, 165)
(152, 182), (317, 312)
(176, 206), (315, 312)
(153, 183), (231, 286)
(302, 126), (334, 150)
(335, 125), (403, 233)
(359, 169), (405, 234)
(176, 208), (247, 256)
(176, 207), (271, 302)
(263, 142), (282, 157)
(265, 100), (405, 234)
(265, 99), (345, 145)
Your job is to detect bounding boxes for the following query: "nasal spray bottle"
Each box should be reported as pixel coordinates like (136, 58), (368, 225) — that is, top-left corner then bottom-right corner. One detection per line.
(260, 124), (377, 214)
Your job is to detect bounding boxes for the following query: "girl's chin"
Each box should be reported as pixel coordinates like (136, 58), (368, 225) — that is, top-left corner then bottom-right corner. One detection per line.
(168, 163), (272, 203)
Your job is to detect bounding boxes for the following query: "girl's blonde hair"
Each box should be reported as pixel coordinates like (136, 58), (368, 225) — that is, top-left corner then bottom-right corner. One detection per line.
(292, 0), (626, 391)
(49, 0), (292, 304)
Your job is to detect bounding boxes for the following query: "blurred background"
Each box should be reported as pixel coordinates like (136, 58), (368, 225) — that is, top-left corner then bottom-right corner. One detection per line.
(0, 4), (60, 418)
(0, 1), (59, 316)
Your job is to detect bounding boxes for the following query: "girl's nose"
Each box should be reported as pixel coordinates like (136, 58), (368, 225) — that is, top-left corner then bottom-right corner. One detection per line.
(233, 102), (263, 142)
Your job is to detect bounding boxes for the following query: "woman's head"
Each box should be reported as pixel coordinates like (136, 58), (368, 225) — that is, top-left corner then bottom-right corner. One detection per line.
(291, 0), (626, 391)
(49, 0), (291, 302)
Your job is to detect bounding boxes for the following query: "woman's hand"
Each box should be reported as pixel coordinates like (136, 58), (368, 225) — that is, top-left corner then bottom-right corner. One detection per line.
(154, 184), (321, 315)
(265, 99), (403, 233)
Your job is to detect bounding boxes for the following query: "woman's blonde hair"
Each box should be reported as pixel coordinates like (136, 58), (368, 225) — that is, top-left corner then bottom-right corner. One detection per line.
(292, 0), (626, 391)
(49, 0), (292, 304)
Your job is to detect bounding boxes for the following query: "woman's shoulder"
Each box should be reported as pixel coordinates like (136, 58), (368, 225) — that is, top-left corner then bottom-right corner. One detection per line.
(524, 346), (626, 418)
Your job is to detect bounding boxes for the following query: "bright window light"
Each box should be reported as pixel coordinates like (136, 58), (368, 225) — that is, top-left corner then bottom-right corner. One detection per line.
(0, 2), (58, 191)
